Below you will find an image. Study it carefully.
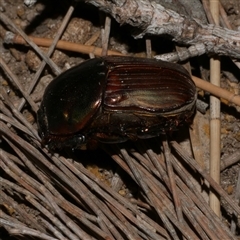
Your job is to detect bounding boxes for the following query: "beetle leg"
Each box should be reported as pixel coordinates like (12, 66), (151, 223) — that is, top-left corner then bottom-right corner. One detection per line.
(45, 134), (86, 149)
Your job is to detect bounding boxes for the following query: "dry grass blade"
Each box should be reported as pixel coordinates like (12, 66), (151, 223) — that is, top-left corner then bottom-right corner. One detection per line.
(2, 108), (237, 239)
(162, 138), (183, 223)
(171, 141), (240, 217)
(0, 218), (58, 240)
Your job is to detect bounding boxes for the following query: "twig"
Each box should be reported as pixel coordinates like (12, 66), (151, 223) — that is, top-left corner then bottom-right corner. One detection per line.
(85, 30), (101, 45)
(145, 38), (152, 58)
(85, 0), (240, 59)
(170, 155), (234, 239)
(46, 157), (116, 239)
(154, 43), (206, 62)
(61, 154), (168, 239)
(0, 218), (58, 240)
(101, 15), (112, 56)
(220, 151), (240, 171)
(188, 112), (205, 168)
(192, 76), (240, 107)
(0, 113), (33, 137)
(40, 219), (68, 240)
(2, 32), (123, 57)
(0, 149), (24, 167)
(162, 138), (183, 223)
(1, 123), (115, 239)
(209, 0), (221, 217)
(120, 148), (199, 240)
(1, 90), (39, 140)
(134, 144), (233, 239)
(39, 186), (91, 240)
(219, 1), (233, 30)
(26, 195), (77, 240)
(171, 141), (240, 216)
(0, 57), (38, 112)
(201, 0), (215, 24)
(120, 148), (181, 240)
(231, 169), (240, 233)
(0, 190), (45, 233)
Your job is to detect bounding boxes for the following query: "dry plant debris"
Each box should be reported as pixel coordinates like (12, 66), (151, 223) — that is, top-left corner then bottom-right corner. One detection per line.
(0, 0), (240, 239)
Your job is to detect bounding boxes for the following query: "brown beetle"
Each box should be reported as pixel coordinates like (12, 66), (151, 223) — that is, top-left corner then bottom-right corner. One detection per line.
(37, 56), (197, 149)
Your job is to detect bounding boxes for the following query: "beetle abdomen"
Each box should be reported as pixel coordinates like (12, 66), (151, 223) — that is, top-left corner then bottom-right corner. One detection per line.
(104, 57), (196, 115)
(88, 56), (197, 142)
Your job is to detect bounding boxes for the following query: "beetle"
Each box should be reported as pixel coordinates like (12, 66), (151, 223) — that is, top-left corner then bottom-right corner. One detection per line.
(37, 56), (197, 149)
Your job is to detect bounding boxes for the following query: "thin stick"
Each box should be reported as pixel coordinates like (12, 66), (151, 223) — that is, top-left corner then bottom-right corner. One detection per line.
(145, 38), (152, 58)
(1, 90), (39, 140)
(0, 12), (61, 75)
(201, 0), (215, 24)
(192, 76), (240, 106)
(4, 33), (123, 57)
(0, 113), (33, 137)
(171, 141), (240, 216)
(61, 154), (168, 239)
(120, 148), (198, 240)
(219, 1), (233, 30)
(101, 15), (111, 56)
(17, 4), (75, 111)
(0, 218), (58, 240)
(231, 169), (240, 233)
(162, 138), (183, 223)
(0, 57), (38, 112)
(120, 149), (180, 240)
(26, 195), (79, 240)
(209, 0), (221, 217)
(220, 151), (240, 171)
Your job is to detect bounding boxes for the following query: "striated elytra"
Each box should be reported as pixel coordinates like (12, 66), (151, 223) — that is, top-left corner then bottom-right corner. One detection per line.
(37, 56), (197, 149)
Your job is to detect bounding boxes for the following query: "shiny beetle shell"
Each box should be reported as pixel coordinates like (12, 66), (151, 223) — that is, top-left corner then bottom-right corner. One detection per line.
(37, 56), (197, 149)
